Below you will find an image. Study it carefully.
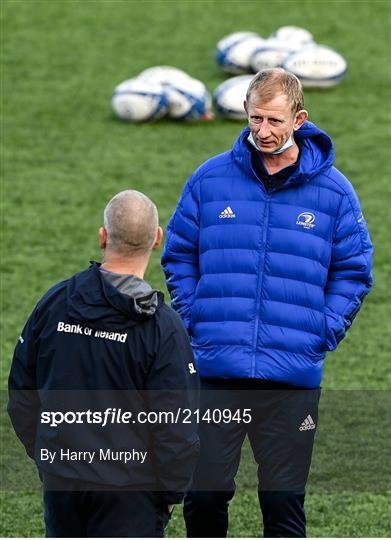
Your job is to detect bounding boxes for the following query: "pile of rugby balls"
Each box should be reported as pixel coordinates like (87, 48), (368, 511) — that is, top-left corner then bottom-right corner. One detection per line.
(112, 26), (347, 123)
(214, 26), (347, 120)
(112, 66), (214, 123)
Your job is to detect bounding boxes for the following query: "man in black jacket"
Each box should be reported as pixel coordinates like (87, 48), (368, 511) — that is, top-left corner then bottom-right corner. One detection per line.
(8, 189), (200, 537)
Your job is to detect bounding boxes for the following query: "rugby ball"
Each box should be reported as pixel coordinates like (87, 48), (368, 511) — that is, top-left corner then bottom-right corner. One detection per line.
(283, 45), (347, 87)
(250, 38), (303, 71)
(216, 32), (266, 74)
(137, 65), (191, 85)
(271, 26), (314, 46)
(164, 77), (213, 120)
(214, 75), (254, 120)
(111, 79), (169, 122)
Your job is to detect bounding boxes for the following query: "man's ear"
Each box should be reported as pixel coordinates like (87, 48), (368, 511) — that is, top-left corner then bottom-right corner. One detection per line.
(244, 100), (248, 115)
(152, 226), (164, 251)
(99, 227), (107, 249)
(294, 109), (308, 131)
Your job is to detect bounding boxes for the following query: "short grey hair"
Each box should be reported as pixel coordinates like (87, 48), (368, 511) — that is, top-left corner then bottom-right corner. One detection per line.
(246, 68), (304, 113)
(103, 190), (158, 255)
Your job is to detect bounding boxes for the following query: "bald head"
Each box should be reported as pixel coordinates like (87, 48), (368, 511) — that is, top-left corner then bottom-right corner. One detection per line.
(103, 190), (159, 256)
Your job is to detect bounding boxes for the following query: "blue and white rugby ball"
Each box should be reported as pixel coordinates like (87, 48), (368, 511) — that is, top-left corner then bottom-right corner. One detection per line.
(283, 45), (347, 87)
(250, 38), (303, 72)
(164, 77), (213, 121)
(214, 75), (254, 120)
(137, 65), (191, 85)
(112, 79), (169, 122)
(271, 26), (314, 46)
(216, 31), (266, 74)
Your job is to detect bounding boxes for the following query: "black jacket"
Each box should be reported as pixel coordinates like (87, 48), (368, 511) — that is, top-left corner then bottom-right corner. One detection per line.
(8, 262), (200, 503)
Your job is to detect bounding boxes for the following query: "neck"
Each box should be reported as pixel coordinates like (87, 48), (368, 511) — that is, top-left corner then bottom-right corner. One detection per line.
(262, 142), (300, 175)
(101, 252), (149, 279)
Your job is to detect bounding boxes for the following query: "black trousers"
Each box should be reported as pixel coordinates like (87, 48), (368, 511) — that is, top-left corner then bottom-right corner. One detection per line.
(184, 379), (320, 538)
(44, 488), (171, 537)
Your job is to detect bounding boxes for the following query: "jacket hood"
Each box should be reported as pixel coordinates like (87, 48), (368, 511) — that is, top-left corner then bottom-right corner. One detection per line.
(66, 262), (164, 330)
(233, 121), (335, 187)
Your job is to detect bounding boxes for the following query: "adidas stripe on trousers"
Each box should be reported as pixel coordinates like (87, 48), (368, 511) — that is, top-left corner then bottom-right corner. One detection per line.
(184, 379), (320, 538)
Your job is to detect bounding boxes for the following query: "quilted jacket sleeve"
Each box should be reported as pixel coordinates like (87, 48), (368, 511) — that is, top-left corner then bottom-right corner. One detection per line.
(161, 175), (200, 332)
(324, 183), (373, 351)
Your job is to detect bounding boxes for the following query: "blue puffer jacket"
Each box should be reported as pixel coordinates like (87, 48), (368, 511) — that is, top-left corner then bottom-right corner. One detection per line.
(162, 122), (373, 387)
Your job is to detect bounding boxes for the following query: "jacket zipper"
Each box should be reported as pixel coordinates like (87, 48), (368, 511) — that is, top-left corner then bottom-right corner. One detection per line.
(251, 193), (271, 377)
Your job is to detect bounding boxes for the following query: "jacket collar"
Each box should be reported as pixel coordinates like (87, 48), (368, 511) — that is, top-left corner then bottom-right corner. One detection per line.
(232, 122), (335, 190)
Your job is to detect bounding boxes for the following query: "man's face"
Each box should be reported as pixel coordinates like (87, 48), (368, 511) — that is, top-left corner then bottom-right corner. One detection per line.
(245, 93), (300, 154)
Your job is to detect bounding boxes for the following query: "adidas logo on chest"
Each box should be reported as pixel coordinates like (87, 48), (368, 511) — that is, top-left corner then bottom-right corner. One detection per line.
(219, 206), (236, 219)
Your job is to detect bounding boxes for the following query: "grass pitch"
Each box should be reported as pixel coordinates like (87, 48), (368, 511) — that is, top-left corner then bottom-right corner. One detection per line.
(1, 0), (390, 536)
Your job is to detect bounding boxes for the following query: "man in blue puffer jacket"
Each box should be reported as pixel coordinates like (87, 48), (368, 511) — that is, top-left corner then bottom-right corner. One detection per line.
(162, 68), (373, 537)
